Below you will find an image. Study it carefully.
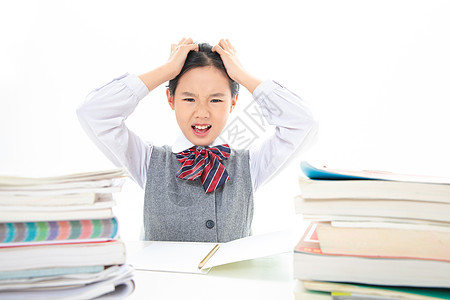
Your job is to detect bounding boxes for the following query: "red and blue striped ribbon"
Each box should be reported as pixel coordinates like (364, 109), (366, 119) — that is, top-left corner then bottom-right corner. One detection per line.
(176, 144), (231, 193)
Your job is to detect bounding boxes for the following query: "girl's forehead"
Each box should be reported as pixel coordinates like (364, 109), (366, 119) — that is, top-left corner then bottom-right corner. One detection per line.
(176, 67), (232, 96)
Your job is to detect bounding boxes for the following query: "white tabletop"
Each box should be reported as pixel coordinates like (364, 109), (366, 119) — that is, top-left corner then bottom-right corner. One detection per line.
(124, 241), (302, 300)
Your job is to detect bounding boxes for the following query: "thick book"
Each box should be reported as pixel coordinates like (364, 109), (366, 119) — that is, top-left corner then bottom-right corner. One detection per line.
(0, 192), (97, 206)
(0, 240), (126, 272)
(0, 208), (113, 223)
(0, 168), (127, 198)
(0, 264), (131, 291)
(327, 217), (450, 233)
(299, 162), (450, 203)
(315, 222), (450, 262)
(300, 161), (450, 184)
(293, 280), (333, 300)
(0, 217), (118, 246)
(0, 264), (134, 300)
(0, 184), (122, 197)
(0, 265), (104, 280)
(0, 168), (128, 186)
(302, 280), (450, 300)
(294, 195), (450, 223)
(298, 177), (450, 204)
(293, 222), (450, 288)
(0, 194), (115, 222)
(0, 279), (134, 300)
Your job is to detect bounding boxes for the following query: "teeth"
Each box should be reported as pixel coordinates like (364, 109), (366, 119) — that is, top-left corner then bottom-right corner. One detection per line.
(194, 125), (211, 130)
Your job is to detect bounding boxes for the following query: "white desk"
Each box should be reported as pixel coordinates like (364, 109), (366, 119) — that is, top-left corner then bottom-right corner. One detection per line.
(124, 241), (320, 300)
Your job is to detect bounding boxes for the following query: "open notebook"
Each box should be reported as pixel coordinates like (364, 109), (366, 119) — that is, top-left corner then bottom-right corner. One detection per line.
(128, 230), (292, 274)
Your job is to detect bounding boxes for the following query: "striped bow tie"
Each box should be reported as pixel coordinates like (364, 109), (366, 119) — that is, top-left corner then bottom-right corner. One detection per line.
(176, 144), (231, 193)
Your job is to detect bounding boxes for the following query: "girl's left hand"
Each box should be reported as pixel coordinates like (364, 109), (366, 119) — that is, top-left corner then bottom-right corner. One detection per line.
(212, 39), (247, 84)
(212, 39), (262, 94)
(212, 39), (243, 83)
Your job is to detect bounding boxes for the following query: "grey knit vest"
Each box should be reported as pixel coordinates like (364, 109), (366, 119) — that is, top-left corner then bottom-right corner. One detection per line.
(143, 145), (254, 242)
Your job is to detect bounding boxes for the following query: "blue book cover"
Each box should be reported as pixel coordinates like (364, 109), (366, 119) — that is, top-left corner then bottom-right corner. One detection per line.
(300, 161), (377, 181)
(300, 161), (450, 184)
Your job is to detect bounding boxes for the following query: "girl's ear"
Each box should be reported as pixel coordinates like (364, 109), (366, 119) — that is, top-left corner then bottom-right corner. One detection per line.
(230, 93), (238, 113)
(166, 88), (175, 110)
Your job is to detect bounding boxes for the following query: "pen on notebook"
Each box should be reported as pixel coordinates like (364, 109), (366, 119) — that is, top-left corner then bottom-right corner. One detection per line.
(198, 243), (220, 269)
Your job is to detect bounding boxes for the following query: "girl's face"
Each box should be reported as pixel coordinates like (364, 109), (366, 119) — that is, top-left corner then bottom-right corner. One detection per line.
(167, 66), (238, 146)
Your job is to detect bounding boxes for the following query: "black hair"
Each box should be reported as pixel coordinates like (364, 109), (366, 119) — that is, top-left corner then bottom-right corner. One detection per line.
(167, 43), (239, 97)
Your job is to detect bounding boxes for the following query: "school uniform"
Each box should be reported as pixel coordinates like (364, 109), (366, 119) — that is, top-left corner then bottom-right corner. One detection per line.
(77, 73), (317, 242)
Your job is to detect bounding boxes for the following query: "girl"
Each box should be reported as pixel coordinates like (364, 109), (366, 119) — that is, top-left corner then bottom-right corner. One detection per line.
(77, 38), (317, 242)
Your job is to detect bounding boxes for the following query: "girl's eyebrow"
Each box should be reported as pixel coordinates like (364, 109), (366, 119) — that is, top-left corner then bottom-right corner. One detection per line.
(180, 92), (227, 98)
(181, 92), (197, 97)
(209, 93), (226, 98)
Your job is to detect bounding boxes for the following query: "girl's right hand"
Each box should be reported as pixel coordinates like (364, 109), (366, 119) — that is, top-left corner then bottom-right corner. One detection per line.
(138, 38), (197, 92)
(165, 37), (198, 80)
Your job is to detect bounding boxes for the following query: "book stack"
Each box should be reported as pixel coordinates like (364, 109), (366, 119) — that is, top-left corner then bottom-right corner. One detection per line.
(0, 169), (134, 299)
(293, 161), (450, 300)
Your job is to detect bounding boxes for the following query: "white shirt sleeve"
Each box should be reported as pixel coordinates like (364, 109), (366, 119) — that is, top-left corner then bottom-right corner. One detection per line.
(249, 80), (318, 192)
(76, 73), (151, 189)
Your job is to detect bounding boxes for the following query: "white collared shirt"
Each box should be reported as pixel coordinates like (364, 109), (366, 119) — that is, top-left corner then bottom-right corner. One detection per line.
(77, 73), (317, 192)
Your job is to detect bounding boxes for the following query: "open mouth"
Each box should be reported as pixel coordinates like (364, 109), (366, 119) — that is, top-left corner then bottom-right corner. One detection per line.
(192, 124), (212, 136)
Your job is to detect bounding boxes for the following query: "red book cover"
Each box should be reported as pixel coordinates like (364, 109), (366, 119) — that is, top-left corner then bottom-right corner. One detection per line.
(294, 222), (450, 263)
(294, 222), (323, 254)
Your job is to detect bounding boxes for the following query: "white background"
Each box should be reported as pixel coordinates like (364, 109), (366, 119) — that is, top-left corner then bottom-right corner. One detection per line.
(1, 0), (449, 240)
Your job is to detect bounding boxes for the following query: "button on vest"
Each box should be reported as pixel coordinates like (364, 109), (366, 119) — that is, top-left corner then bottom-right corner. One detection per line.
(205, 220), (215, 229)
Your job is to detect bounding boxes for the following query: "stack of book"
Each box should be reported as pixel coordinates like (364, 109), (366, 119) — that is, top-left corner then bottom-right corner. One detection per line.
(293, 161), (450, 300)
(0, 169), (134, 299)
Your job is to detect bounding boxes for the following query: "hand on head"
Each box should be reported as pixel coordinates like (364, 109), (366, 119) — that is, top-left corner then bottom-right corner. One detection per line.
(166, 38), (245, 84)
(212, 39), (246, 84)
(166, 37), (199, 80)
